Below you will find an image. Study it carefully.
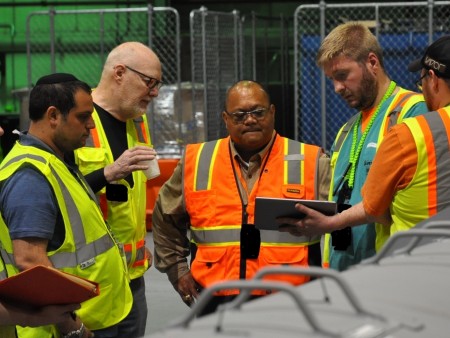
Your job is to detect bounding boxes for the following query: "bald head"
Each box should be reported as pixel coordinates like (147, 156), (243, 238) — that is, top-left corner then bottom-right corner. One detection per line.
(225, 80), (270, 111)
(101, 42), (160, 79)
(94, 42), (162, 121)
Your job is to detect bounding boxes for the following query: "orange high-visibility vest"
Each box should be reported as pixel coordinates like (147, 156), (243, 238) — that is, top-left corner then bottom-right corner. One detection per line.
(184, 135), (322, 295)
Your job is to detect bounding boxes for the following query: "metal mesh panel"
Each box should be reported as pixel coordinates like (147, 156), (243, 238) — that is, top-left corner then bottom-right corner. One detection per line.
(26, 6), (182, 153)
(242, 14), (294, 136)
(294, 1), (450, 151)
(190, 8), (241, 141)
(191, 9), (294, 142)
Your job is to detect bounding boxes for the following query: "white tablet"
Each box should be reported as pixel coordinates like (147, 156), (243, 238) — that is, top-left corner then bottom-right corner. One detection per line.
(254, 197), (337, 231)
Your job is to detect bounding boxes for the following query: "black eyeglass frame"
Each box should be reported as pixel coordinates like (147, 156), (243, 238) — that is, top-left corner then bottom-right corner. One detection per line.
(125, 65), (163, 90)
(415, 72), (428, 91)
(224, 107), (269, 123)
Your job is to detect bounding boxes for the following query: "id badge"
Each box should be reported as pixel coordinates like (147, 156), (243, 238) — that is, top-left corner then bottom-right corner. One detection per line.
(337, 180), (352, 205)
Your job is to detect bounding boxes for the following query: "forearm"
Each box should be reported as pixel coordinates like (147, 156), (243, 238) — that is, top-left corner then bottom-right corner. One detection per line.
(84, 169), (108, 193)
(332, 202), (370, 230)
(152, 159), (191, 285)
(12, 238), (52, 271)
(0, 301), (25, 326)
(152, 199), (190, 281)
(152, 199), (190, 278)
(0, 301), (80, 328)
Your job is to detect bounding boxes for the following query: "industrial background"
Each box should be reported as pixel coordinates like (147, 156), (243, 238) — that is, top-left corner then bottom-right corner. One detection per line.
(1, 0), (450, 157)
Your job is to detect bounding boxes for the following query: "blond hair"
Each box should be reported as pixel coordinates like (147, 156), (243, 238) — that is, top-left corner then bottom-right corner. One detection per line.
(316, 22), (385, 69)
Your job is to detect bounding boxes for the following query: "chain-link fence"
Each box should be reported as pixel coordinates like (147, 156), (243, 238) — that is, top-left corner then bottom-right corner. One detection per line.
(190, 8), (294, 141)
(190, 7), (242, 141)
(24, 2), (444, 152)
(294, 1), (450, 151)
(25, 6), (182, 152)
(242, 13), (294, 138)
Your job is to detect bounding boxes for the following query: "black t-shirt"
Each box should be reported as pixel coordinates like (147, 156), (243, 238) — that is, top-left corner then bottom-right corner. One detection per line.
(70, 103), (134, 192)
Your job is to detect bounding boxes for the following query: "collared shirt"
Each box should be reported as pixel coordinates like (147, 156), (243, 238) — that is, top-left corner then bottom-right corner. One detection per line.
(230, 131), (275, 205)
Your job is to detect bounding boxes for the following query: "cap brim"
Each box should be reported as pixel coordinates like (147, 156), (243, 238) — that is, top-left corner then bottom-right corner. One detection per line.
(408, 58), (422, 72)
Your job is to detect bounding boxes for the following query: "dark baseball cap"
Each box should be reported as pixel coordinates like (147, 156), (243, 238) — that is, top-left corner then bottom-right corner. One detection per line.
(408, 35), (450, 78)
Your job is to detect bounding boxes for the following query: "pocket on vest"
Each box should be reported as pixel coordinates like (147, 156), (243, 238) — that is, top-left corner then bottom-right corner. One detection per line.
(186, 190), (216, 226)
(76, 147), (108, 174)
(260, 246), (307, 265)
(191, 246), (231, 286)
(259, 246), (309, 285)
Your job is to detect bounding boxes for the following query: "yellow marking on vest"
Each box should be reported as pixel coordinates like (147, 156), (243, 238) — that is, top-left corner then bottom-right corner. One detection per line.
(194, 242), (240, 247)
(261, 242), (310, 247)
(190, 224), (241, 231)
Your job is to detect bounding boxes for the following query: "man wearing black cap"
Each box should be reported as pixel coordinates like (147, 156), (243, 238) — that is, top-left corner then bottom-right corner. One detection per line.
(279, 35), (450, 251)
(0, 73), (133, 338)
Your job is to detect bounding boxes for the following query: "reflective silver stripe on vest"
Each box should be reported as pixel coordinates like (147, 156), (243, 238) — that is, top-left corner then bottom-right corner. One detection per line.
(0, 249), (14, 266)
(50, 234), (114, 268)
(191, 137), (319, 245)
(2, 154), (114, 269)
(85, 133), (94, 147)
(424, 111), (450, 209)
(1, 153), (46, 168)
(386, 93), (416, 130)
(0, 270), (6, 280)
(48, 165), (114, 268)
(136, 246), (145, 261)
(191, 228), (316, 245)
(195, 140), (220, 191)
(133, 116), (147, 143)
(125, 245), (146, 264)
(285, 139), (302, 184)
(334, 113), (359, 153)
(194, 138), (304, 190)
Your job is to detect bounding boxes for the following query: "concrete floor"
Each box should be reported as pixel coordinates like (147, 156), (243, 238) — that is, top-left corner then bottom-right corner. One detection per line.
(143, 231), (191, 335)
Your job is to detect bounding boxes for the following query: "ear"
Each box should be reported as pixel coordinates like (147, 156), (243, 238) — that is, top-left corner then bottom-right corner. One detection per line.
(366, 52), (379, 73)
(269, 103), (275, 117)
(429, 69), (440, 93)
(113, 64), (126, 82)
(221, 111), (229, 128)
(46, 106), (60, 128)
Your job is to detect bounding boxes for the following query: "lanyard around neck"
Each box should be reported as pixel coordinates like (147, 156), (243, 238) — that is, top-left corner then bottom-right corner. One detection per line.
(347, 80), (396, 188)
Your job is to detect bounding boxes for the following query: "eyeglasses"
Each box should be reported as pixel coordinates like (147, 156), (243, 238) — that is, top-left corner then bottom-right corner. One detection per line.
(125, 65), (163, 90)
(225, 108), (268, 123)
(415, 73), (428, 91)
